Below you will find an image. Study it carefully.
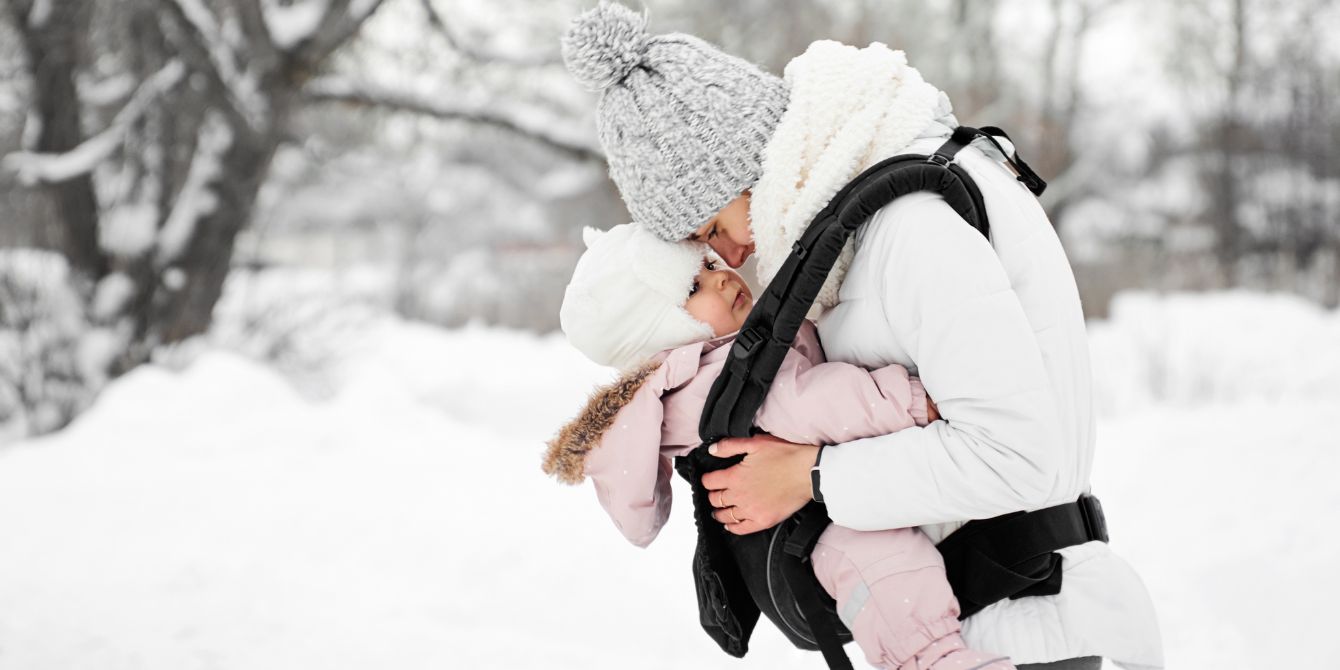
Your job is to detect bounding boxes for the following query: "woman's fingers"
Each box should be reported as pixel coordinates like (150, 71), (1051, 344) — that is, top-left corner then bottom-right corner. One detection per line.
(707, 436), (761, 460)
(711, 505), (745, 526)
(708, 494), (768, 535)
(700, 467), (734, 493)
(723, 518), (766, 535)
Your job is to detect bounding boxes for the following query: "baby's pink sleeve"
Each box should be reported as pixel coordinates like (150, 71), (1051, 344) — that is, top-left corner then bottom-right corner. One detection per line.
(754, 348), (930, 446)
(583, 388), (675, 548)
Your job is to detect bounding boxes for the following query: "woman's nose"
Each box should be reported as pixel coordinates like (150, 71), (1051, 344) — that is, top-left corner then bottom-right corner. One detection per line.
(715, 240), (749, 268)
(734, 243), (754, 267)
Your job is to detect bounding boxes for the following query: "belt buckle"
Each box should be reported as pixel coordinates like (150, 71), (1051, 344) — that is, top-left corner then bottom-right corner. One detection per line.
(927, 153), (952, 168)
(1079, 494), (1110, 543)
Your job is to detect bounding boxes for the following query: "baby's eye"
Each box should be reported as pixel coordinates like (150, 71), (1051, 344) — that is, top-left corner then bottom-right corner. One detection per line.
(704, 260), (717, 271)
(688, 280), (700, 297)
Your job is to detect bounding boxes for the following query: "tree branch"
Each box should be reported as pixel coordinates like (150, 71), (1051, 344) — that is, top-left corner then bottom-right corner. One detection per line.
(290, 0), (388, 73)
(233, 0), (281, 74)
(156, 0), (269, 138)
(418, 0), (560, 67)
(303, 77), (604, 163)
(156, 111), (233, 268)
(4, 60), (186, 185)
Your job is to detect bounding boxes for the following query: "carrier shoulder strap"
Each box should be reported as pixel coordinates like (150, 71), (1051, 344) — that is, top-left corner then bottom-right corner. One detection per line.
(687, 127), (1048, 669)
(699, 125), (1033, 444)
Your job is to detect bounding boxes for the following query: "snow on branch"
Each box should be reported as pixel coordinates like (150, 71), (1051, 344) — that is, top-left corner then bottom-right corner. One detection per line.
(3, 61), (186, 186)
(303, 77), (603, 163)
(155, 111), (234, 268)
(168, 0), (269, 133)
(262, 0), (329, 50)
(79, 73), (138, 109)
(26, 0), (53, 28)
(349, 0), (381, 20)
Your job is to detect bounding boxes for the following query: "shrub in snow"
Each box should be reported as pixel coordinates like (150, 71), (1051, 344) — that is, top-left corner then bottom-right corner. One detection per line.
(0, 250), (95, 442)
(155, 267), (381, 398)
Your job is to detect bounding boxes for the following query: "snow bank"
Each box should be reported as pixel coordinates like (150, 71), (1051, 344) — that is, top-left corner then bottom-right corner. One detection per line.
(0, 321), (818, 669)
(1087, 291), (1340, 416)
(0, 291), (1335, 669)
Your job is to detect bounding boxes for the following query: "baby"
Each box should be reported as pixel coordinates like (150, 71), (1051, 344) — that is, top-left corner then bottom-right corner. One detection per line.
(545, 222), (1012, 670)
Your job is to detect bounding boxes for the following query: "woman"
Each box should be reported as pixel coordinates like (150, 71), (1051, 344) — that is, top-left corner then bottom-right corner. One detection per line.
(560, 4), (1162, 669)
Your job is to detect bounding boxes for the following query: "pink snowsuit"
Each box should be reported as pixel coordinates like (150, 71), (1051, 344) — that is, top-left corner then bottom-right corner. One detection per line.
(544, 321), (1013, 669)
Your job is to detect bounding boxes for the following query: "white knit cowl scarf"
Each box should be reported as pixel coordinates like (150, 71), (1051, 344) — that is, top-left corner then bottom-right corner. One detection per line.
(750, 41), (958, 308)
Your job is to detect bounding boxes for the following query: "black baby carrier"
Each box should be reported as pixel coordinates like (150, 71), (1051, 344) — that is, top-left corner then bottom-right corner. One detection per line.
(673, 126), (1111, 669)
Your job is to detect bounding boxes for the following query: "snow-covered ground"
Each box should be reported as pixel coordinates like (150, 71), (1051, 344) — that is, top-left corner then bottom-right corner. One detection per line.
(1, 291), (1336, 669)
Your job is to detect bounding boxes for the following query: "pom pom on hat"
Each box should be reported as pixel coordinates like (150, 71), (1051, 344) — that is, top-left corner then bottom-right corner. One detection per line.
(560, 222), (715, 369)
(561, 2), (649, 91)
(559, 3), (788, 243)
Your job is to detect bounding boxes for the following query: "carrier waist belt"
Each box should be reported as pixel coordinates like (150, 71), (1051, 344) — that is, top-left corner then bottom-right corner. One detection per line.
(937, 494), (1109, 619)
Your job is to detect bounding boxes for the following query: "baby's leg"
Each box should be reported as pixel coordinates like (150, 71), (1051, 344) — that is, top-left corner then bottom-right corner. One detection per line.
(810, 525), (1015, 670)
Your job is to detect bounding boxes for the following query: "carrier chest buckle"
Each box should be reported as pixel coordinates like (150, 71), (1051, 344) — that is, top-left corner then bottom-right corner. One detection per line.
(731, 327), (767, 360)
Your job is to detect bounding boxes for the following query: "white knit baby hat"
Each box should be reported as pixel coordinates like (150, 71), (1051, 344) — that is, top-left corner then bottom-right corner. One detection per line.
(560, 223), (716, 369)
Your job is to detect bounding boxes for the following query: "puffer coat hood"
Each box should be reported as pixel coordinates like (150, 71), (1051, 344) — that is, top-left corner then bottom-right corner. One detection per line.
(542, 360), (662, 485)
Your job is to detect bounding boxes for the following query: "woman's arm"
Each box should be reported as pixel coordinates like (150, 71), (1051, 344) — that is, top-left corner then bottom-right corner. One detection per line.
(816, 195), (1063, 530)
(703, 194), (1062, 535)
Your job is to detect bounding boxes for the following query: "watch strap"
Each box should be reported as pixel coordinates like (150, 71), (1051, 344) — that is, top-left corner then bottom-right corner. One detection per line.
(810, 446), (825, 503)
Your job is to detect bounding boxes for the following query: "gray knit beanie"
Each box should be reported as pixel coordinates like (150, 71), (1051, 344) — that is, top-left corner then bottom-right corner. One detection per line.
(562, 2), (788, 242)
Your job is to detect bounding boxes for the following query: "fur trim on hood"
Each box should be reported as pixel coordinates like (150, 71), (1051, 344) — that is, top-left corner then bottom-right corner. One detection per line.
(542, 360), (662, 484)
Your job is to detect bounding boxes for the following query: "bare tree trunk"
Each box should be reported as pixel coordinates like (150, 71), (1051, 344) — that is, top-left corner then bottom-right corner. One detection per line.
(6, 0), (387, 381)
(154, 136), (276, 345)
(951, 0), (1002, 117)
(7, 0), (104, 281)
(1211, 0), (1249, 286)
(1033, 0), (1112, 232)
(6, 0), (596, 400)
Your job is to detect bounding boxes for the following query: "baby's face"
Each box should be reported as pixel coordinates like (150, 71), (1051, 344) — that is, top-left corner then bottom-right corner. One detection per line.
(684, 259), (753, 337)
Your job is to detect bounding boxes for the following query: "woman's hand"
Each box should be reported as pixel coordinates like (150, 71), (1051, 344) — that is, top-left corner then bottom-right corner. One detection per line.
(701, 434), (818, 535)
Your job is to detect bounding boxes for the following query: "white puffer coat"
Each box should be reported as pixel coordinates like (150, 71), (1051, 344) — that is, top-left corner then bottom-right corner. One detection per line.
(751, 41), (1163, 669)
(816, 136), (1163, 669)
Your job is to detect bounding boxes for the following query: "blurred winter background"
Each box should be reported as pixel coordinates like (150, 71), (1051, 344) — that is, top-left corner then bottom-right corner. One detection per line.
(0, 0), (1336, 668)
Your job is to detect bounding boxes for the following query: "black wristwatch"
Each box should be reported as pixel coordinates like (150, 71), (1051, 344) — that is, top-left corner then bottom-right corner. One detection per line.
(810, 446), (825, 503)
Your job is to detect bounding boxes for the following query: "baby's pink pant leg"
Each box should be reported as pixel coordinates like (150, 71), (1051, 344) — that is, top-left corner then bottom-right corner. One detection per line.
(810, 525), (1014, 670)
